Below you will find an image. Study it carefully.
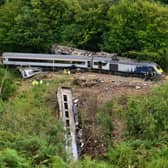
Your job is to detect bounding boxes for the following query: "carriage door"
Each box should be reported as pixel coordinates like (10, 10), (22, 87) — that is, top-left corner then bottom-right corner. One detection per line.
(98, 61), (103, 70)
(110, 64), (118, 72)
(88, 61), (91, 69)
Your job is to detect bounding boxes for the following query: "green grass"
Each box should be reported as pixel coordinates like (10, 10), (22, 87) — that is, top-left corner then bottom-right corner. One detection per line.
(2, 66), (168, 167)
(0, 71), (75, 166)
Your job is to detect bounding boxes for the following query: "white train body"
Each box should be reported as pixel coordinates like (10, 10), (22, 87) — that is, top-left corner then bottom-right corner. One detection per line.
(2, 53), (89, 69)
(2, 52), (163, 76)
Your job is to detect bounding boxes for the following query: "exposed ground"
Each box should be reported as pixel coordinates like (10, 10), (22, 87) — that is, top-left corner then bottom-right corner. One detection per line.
(70, 72), (163, 158)
(72, 72), (159, 104)
(17, 71), (166, 158)
(20, 71), (160, 108)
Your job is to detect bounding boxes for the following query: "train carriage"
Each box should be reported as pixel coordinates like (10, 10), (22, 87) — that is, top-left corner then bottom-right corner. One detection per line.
(2, 52), (91, 69)
(110, 61), (163, 76)
(2, 52), (164, 77)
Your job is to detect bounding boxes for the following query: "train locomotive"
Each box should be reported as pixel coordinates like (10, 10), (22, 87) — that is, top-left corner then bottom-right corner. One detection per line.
(2, 52), (163, 77)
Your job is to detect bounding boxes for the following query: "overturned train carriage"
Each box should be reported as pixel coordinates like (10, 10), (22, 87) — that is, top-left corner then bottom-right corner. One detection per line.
(2, 52), (163, 77)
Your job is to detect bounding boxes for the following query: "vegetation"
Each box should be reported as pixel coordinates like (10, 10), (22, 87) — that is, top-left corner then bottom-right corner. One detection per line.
(1, 65), (168, 167)
(0, 69), (74, 167)
(0, 0), (168, 68)
(1, 0), (168, 167)
(87, 82), (168, 168)
(0, 65), (18, 100)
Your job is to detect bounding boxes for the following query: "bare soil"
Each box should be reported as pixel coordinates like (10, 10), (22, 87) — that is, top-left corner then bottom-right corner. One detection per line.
(18, 71), (165, 158)
(72, 72), (158, 104)
(69, 72), (163, 158)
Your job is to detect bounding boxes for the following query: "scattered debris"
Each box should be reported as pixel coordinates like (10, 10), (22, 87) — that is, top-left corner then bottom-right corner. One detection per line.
(52, 44), (116, 58)
(18, 67), (42, 79)
(135, 86), (141, 89)
(52, 44), (143, 65)
(72, 78), (104, 88)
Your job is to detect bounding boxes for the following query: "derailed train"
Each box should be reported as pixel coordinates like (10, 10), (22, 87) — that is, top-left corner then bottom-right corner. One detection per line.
(2, 52), (164, 77)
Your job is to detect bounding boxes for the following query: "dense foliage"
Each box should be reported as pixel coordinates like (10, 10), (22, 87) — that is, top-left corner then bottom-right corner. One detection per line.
(0, 0), (168, 68)
(1, 0), (168, 167)
(0, 73), (71, 167)
(93, 83), (168, 168)
(124, 84), (168, 139)
(0, 66), (18, 100)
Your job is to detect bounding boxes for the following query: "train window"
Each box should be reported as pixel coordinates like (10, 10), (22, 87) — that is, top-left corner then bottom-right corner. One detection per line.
(54, 60), (85, 65)
(64, 103), (68, 109)
(65, 110), (69, 118)
(8, 58), (86, 65)
(72, 61), (85, 65)
(88, 61), (91, 68)
(94, 62), (99, 65)
(94, 62), (107, 66)
(63, 95), (68, 102)
(102, 63), (107, 66)
(8, 58), (53, 63)
(148, 67), (154, 72)
(55, 60), (72, 64)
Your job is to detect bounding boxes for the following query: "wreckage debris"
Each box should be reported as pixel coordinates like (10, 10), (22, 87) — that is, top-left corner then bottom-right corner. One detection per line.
(57, 87), (83, 160)
(18, 67), (42, 79)
(52, 44), (117, 58)
(72, 78), (104, 88)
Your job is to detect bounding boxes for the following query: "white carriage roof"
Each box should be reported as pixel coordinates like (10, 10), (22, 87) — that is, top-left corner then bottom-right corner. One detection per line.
(93, 56), (112, 61)
(3, 52), (92, 61)
(94, 56), (156, 66)
(3, 52), (157, 66)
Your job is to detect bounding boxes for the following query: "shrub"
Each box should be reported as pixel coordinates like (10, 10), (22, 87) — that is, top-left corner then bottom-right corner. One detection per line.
(49, 156), (68, 168)
(0, 148), (30, 168)
(0, 131), (16, 149)
(0, 67), (17, 101)
(97, 101), (114, 144)
(1, 78), (16, 100)
(108, 142), (141, 168)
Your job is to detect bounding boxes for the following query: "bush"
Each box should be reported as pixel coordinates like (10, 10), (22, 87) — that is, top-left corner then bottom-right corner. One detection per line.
(49, 156), (68, 168)
(13, 134), (65, 166)
(122, 83), (168, 139)
(97, 101), (114, 144)
(122, 50), (160, 62)
(146, 158), (168, 168)
(108, 142), (142, 168)
(0, 148), (30, 168)
(0, 67), (17, 101)
(1, 78), (16, 100)
(0, 131), (16, 149)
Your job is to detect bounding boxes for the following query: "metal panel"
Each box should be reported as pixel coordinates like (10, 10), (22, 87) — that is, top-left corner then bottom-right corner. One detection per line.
(110, 64), (118, 71)
(57, 87), (78, 161)
(3, 52), (92, 61)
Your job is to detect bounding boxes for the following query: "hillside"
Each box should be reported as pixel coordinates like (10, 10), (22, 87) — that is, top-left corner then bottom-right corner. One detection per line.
(1, 0), (168, 167)
(1, 64), (168, 167)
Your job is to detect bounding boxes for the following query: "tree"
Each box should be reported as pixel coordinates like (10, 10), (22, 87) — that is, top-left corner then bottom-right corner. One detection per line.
(60, 0), (109, 51)
(0, 0), (70, 53)
(102, 0), (168, 54)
